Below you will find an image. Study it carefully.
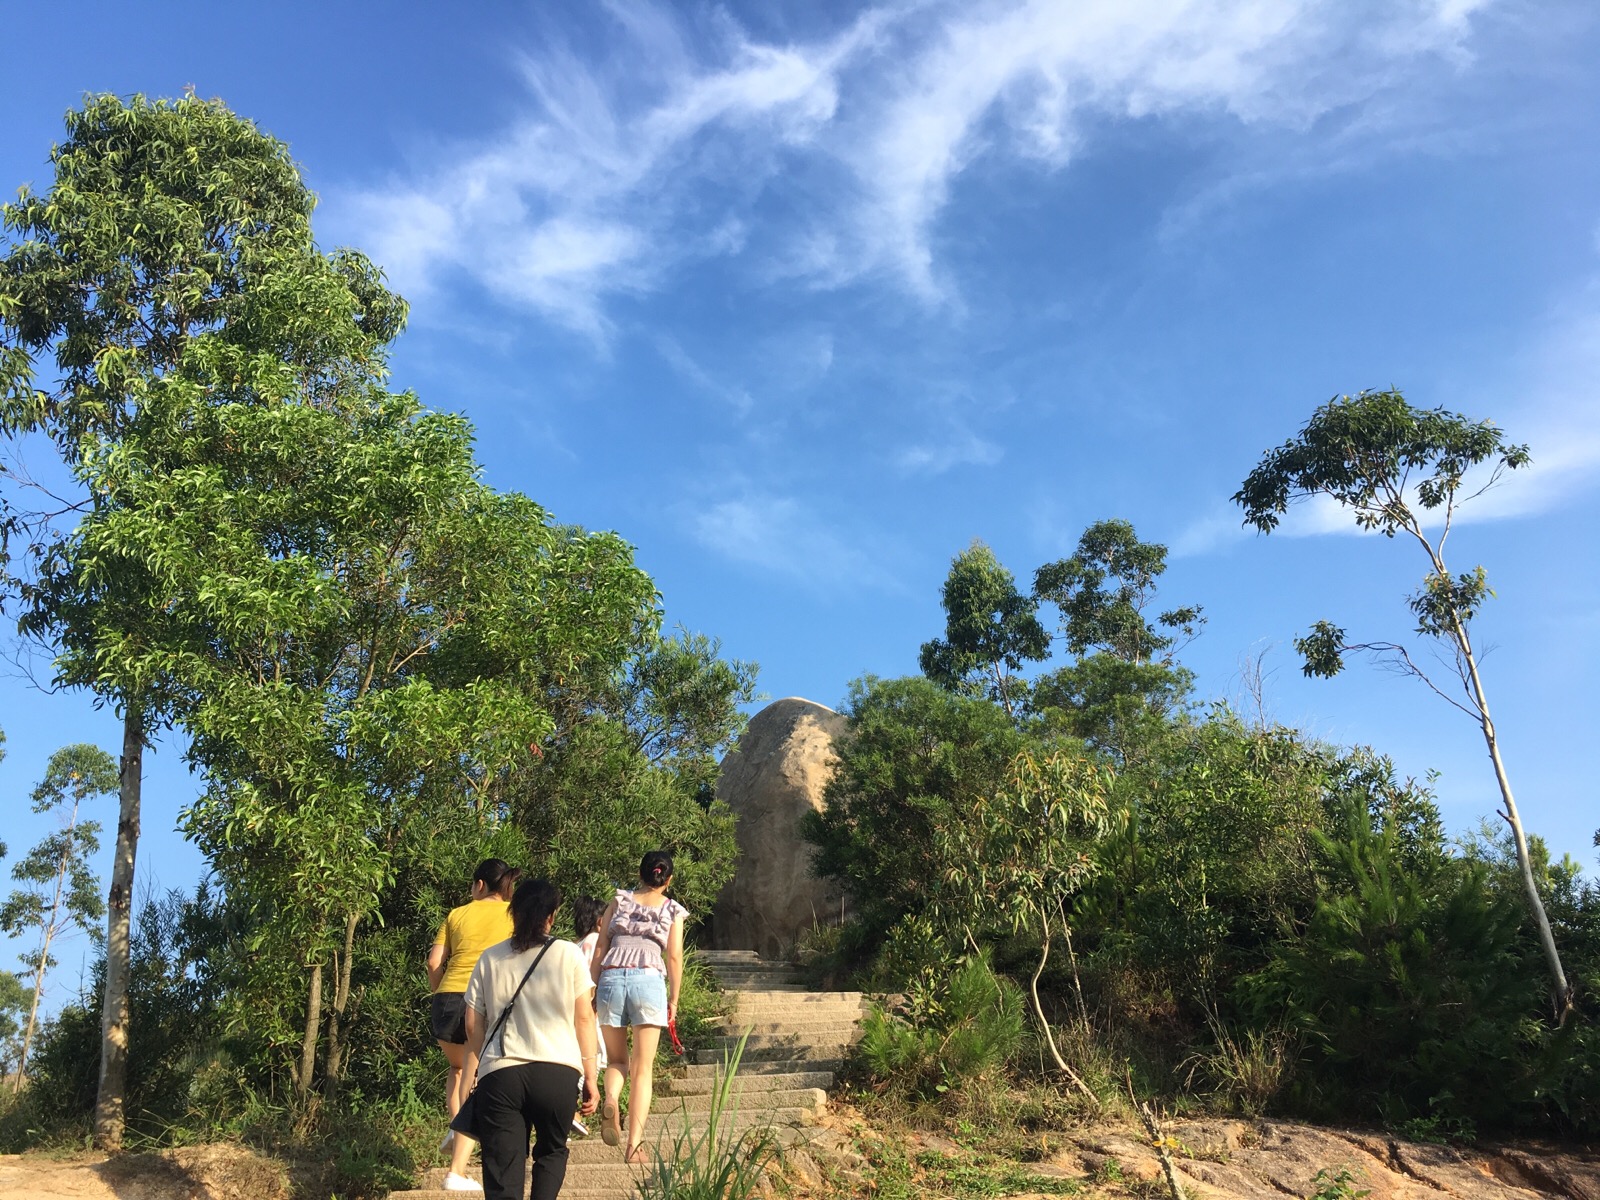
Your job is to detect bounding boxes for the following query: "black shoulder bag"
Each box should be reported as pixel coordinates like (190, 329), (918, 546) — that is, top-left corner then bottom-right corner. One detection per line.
(449, 937), (555, 1142)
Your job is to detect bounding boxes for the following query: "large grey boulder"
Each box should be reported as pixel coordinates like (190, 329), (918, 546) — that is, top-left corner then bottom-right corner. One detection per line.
(709, 697), (848, 957)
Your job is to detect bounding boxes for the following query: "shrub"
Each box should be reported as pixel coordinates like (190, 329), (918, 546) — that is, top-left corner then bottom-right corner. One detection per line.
(857, 953), (1024, 1100)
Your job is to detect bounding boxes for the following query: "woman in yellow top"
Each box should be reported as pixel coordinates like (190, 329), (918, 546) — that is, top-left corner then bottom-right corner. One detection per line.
(429, 858), (521, 1142)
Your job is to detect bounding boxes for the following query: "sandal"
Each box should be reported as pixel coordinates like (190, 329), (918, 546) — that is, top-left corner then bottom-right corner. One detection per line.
(625, 1143), (649, 1166)
(601, 1101), (621, 1147)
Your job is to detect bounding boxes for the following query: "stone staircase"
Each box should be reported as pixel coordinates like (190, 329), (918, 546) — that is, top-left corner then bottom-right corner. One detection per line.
(388, 950), (866, 1200)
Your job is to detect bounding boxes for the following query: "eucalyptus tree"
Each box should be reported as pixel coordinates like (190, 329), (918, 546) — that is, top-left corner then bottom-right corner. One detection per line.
(0, 93), (403, 1144)
(1033, 519), (1203, 666)
(0, 743), (119, 1091)
(1031, 520), (1202, 761)
(919, 541), (1049, 719)
(1234, 388), (1570, 1020)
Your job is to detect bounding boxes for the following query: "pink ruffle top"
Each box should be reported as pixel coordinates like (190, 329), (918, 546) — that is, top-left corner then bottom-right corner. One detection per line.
(598, 888), (688, 974)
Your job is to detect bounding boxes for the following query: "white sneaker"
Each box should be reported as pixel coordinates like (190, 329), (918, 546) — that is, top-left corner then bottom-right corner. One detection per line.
(571, 1116), (589, 1136)
(442, 1171), (483, 1192)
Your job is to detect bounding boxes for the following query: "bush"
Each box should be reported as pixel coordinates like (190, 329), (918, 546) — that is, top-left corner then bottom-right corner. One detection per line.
(1240, 816), (1538, 1131)
(0, 887), (226, 1149)
(857, 953), (1024, 1101)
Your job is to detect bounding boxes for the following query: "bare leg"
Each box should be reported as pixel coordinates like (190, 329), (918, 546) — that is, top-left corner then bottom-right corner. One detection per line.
(601, 1024), (629, 1146)
(448, 1126), (477, 1177)
(440, 1040), (476, 1171)
(624, 1025), (663, 1159)
(440, 1040), (468, 1118)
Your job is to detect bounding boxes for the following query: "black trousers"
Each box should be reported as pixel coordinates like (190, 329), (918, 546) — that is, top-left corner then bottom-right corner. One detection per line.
(476, 1061), (579, 1200)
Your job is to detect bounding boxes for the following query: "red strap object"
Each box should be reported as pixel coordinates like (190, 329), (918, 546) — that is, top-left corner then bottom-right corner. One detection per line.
(667, 1015), (686, 1056)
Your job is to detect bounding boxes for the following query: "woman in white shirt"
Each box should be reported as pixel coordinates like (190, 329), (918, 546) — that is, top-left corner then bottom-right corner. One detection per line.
(456, 880), (600, 1199)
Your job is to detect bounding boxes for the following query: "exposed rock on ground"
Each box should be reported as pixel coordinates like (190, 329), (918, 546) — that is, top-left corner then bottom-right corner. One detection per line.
(709, 696), (848, 958)
(0, 1143), (289, 1200)
(788, 1108), (1600, 1200)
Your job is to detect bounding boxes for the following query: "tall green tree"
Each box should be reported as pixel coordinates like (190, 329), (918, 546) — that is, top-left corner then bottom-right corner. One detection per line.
(1033, 519), (1202, 666)
(515, 629), (756, 914)
(1233, 389), (1569, 1019)
(0, 744), (119, 1091)
(919, 541), (1049, 719)
(805, 675), (1030, 954)
(0, 93), (404, 1145)
(62, 368), (657, 1096)
(1031, 520), (1201, 761)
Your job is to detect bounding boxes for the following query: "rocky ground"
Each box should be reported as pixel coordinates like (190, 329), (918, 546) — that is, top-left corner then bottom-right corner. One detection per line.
(0, 1115), (1592, 1199)
(787, 1105), (1600, 1200)
(0, 1143), (290, 1200)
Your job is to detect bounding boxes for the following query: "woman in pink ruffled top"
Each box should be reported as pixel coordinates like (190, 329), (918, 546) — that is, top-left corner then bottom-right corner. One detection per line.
(589, 850), (687, 1163)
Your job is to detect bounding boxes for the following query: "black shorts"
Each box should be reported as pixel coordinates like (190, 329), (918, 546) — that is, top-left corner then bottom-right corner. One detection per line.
(431, 991), (467, 1044)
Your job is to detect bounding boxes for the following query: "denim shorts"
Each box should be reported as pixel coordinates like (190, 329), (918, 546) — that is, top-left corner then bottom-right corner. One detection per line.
(596, 968), (668, 1028)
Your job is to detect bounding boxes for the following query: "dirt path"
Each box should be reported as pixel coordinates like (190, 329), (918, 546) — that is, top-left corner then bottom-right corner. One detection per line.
(0, 1145), (288, 1200)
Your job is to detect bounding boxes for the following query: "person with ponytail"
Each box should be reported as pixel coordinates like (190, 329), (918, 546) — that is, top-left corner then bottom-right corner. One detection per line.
(589, 850), (688, 1164)
(428, 859), (522, 1152)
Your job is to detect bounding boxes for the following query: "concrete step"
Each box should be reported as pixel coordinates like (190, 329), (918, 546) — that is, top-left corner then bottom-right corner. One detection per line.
(721, 1007), (866, 1025)
(716, 982), (812, 993)
(714, 1019), (862, 1039)
(419, 1161), (646, 1189)
(727, 990), (866, 1007)
(692, 1039), (854, 1064)
(694, 950), (765, 962)
(705, 963), (801, 975)
(663, 1069), (836, 1095)
(710, 980), (806, 993)
(680, 1057), (843, 1077)
(723, 1003), (867, 1021)
(650, 1087), (824, 1113)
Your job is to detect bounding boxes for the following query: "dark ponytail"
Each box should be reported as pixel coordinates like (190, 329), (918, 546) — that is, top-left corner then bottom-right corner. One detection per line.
(639, 850), (674, 889)
(472, 858), (514, 897)
(509, 879), (563, 952)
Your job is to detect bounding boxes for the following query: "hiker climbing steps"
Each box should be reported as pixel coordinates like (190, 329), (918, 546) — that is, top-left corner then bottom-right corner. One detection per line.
(389, 950), (867, 1199)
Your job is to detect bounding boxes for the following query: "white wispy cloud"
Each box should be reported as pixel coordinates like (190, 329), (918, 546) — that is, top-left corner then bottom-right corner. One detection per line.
(329, 0), (1490, 337)
(688, 490), (900, 591)
(654, 336), (755, 414)
(895, 422), (1004, 475)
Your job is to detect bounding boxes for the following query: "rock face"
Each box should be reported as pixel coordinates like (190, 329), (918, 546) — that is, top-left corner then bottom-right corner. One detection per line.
(710, 697), (848, 957)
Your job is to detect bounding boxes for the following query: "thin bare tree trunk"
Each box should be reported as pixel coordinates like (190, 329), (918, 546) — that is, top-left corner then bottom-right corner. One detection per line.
(15, 960), (45, 1095)
(299, 960), (323, 1101)
(1062, 919), (1091, 1037)
(93, 708), (142, 1150)
(323, 913), (359, 1096)
(1456, 627), (1571, 1019)
(1030, 912), (1097, 1102)
(1420, 534), (1572, 1020)
(14, 797), (78, 1094)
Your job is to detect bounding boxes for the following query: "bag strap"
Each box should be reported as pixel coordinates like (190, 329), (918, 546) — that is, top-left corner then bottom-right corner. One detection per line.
(475, 937), (554, 1077)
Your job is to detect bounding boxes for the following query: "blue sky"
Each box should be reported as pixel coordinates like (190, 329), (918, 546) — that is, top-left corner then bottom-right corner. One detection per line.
(3, 0), (1598, 1004)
